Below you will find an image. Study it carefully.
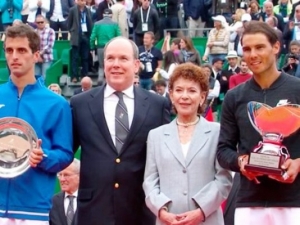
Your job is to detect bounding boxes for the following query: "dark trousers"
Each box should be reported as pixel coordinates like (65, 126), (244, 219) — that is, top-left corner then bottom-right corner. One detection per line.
(71, 35), (90, 79)
(49, 20), (68, 40)
(159, 16), (179, 38)
(21, 15), (28, 24)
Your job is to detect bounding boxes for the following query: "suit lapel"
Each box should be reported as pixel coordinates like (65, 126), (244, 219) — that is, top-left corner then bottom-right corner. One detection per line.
(164, 120), (186, 167)
(185, 117), (210, 167)
(88, 86), (117, 152)
(58, 192), (68, 225)
(120, 87), (149, 154)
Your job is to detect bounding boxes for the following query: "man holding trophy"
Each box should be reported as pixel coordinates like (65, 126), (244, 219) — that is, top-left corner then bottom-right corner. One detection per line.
(217, 21), (300, 225)
(0, 24), (73, 225)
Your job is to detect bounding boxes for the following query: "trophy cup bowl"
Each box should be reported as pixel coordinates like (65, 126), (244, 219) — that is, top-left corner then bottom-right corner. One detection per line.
(245, 102), (300, 176)
(0, 117), (37, 178)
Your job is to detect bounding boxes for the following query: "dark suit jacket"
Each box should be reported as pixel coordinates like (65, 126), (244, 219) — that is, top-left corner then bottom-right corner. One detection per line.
(49, 192), (78, 225)
(68, 5), (93, 46)
(261, 12), (285, 32)
(96, 0), (109, 21)
(219, 67), (241, 94)
(70, 85), (170, 225)
(290, 1), (300, 20)
(73, 88), (83, 95)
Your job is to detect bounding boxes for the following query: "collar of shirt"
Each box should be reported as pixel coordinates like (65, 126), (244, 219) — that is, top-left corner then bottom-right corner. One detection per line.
(104, 84), (134, 99)
(64, 190), (78, 199)
(212, 68), (219, 77)
(228, 66), (237, 71)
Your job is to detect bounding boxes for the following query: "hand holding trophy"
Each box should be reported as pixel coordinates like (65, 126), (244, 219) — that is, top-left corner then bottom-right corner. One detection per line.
(0, 117), (38, 178)
(244, 101), (300, 182)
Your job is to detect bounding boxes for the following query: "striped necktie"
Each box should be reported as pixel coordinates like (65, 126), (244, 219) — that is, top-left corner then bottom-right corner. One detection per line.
(115, 92), (129, 153)
(66, 195), (75, 225)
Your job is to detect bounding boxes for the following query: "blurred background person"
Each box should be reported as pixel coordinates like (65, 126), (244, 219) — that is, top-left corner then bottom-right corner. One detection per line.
(143, 63), (232, 225)
(282, 53), (299, 76)
(35, 15), (55, 79)
(48, 83), (62, 95)
(0, 0), (23, 30)
(161, 32), (181, 55)
(138, 31), (163, 90)
(47, 0), (74, 40)
(132, 0), (159, 46)
(229, 59), (252, 89)
(179, 36), (201, 65)
(50, 159), (80, 225)
(248, 0), (262, 21)
(27, 0), (50, 28)
(90, 8), (121, 84)
(156, 50), (179, 82)
(203, 15), (229, 64)
(228, 8), (246, 33)
(274, 0), (292, 24)
(111, 0), (129, 38)
(73, 76), (93, 95)
(68, 0), (93, 83)
(21, 0), (29, 23)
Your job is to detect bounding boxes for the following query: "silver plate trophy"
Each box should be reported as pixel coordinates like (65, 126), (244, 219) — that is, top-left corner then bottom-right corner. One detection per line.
(0, 117), (37, 178)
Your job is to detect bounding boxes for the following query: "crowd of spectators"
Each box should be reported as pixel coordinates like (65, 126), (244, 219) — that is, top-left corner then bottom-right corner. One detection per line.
(2, 0), (300, 225)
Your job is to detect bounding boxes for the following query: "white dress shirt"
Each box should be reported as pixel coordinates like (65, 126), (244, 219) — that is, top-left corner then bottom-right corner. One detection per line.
(104, 84), (135, 145)
(50, 0), (66, 22)
(64, 190), (78, 214)
(228, 66), (238, 73)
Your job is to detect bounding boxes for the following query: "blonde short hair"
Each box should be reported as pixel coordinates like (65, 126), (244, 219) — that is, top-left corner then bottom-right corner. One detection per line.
(48, 83), (62, 95)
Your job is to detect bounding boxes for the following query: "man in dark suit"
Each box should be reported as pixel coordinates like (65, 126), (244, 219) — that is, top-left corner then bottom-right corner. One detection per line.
(261, 1), (285, 32)
(289, 0), (300, 20)
(73, 76), (93, 95)
(219, 51), (241, 95)
(70, 37), (170, 225)
(68, 0), (93, 83)
(50, 159), (80, 225)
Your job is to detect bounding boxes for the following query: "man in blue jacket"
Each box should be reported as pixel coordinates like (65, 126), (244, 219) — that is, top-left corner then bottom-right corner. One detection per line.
(0, 24), (73, 225)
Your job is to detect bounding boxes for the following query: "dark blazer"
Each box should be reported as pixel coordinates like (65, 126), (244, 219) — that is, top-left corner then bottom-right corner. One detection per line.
(261, 12), (285, 32)
(68, 5), (93, 46)
(219, 67), (241, 94)
(96, 0), (109, 21)
(47, 0), (74, 19)
(73, 88), (83, 95)
(289, 1), (300, 20)
(70, 85), (170, 225)
(49, 192), (78, 225)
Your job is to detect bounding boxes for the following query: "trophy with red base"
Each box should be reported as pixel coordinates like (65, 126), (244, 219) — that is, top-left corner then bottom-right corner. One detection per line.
(245, 101), (300, 176)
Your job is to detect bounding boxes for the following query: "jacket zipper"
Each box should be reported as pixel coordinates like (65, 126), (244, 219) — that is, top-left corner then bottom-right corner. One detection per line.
(263, 89), (267, 103)
(6, 89), (23, 215)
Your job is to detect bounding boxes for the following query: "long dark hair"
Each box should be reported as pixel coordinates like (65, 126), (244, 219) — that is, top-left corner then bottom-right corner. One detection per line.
(164, 50), (178, 72)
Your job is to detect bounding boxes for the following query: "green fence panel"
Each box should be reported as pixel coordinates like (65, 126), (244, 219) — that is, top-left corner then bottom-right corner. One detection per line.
(45, 59), (63, 86)
(0, 67), (9, 82)
(53, 40), (70, 59)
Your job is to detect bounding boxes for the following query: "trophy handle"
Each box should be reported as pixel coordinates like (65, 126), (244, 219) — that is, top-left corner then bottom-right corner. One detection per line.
(280, 146), (290, 161)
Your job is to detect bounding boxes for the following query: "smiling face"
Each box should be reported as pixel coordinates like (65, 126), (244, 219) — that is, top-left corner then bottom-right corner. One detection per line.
(5, 37), (39, 78)
(170, 78), (205, 118)
(58, 163), (79, 195)
(104, 38), (140, 91)
(242, 33), (279, 77)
